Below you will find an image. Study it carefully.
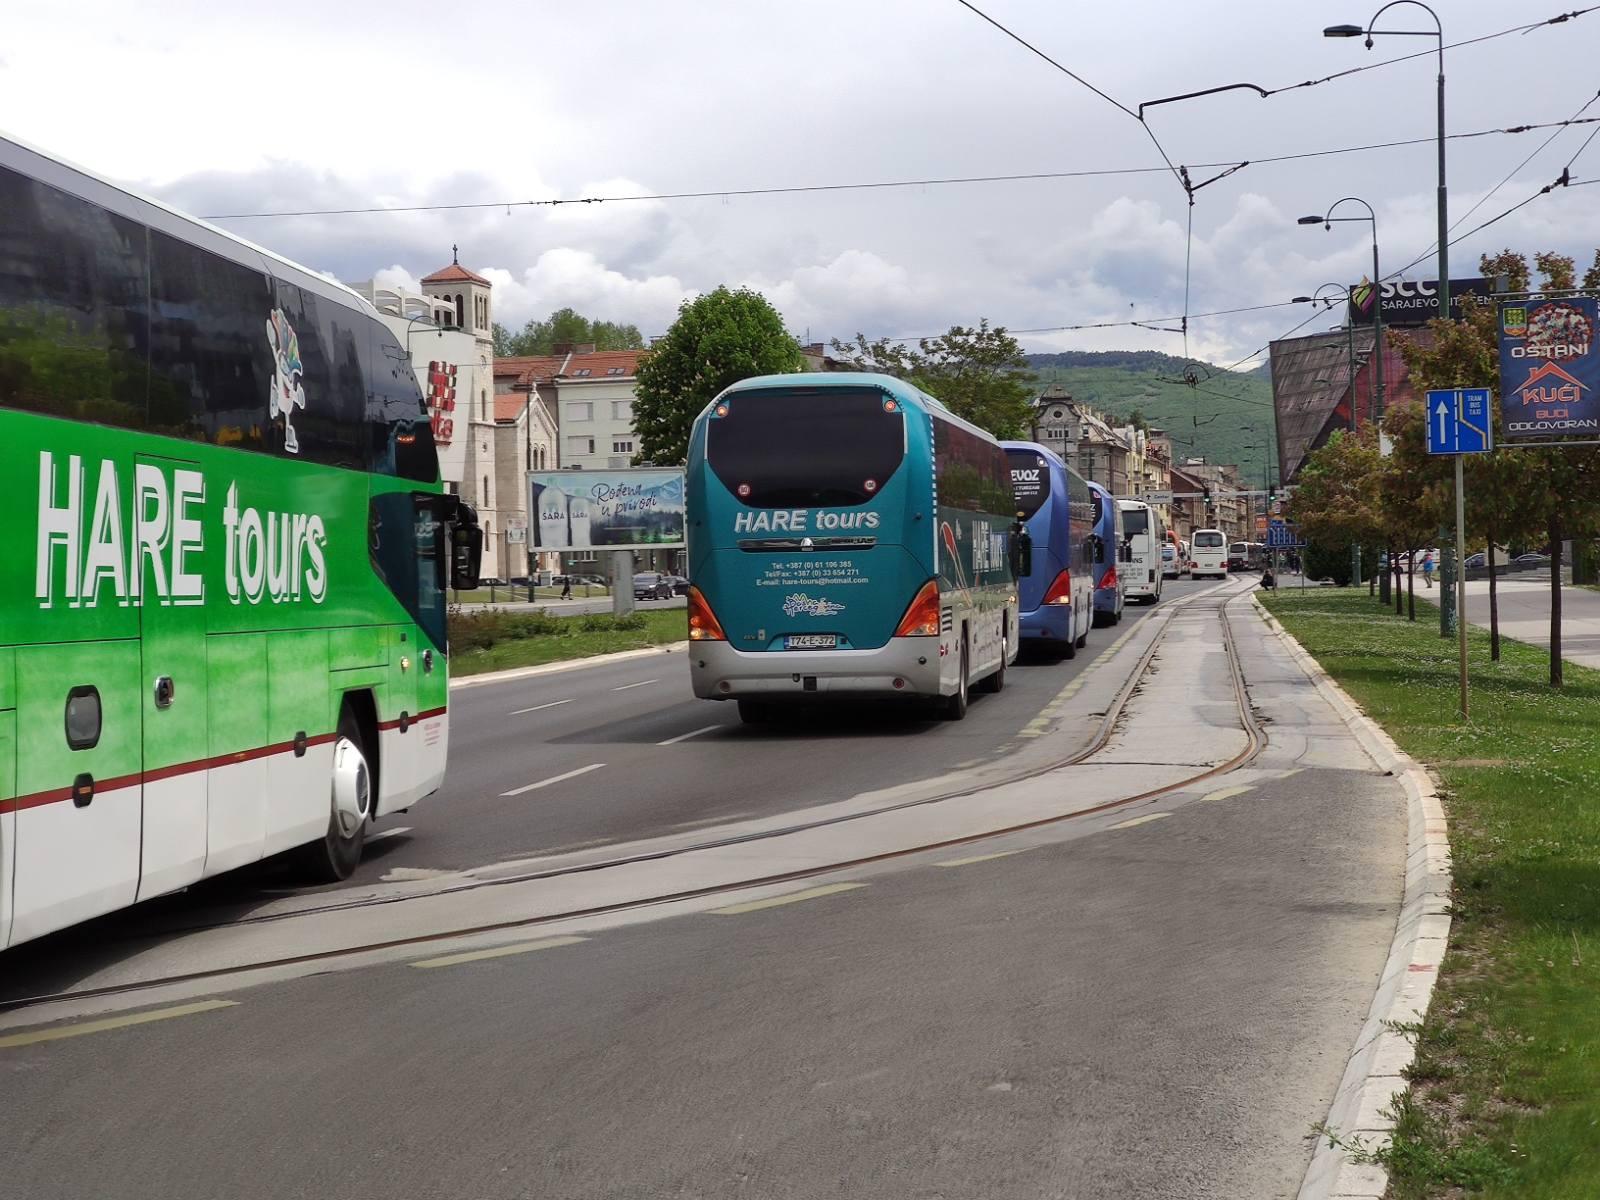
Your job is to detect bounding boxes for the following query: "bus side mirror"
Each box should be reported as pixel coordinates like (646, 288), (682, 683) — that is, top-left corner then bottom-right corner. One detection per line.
(1120, 539), (1133, 564)
(1092, 537), (1105, 565)
(1010, 526), (1032, 578)
(450, 502), (484, 590)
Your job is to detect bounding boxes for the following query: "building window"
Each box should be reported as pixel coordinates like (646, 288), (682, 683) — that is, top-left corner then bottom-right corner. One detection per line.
(612, 439), (634, 455)
(612, 401), (633, 421)
(568, 402), (592, 421)
(573, 368), (592, 377)
(481, 389), (488, 420)
(606, 367), (625, 376)
(608, 456), (630, 468)
(482, 474), (490, 504)
(455, 294), (464, 328)
(568, 435), (595, 456)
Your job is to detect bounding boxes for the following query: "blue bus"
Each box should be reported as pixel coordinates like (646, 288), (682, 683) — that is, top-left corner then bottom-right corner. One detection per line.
(685, 373), (1020, 723)
(1088, 480), (1126, 626)
(1002, 441), (1094, 658)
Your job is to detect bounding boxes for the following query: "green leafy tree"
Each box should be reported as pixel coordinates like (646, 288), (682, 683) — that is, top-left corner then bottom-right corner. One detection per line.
(632, 286), (804, 464)
(1287, 427), (1384, 585)
(831, 320), (1036, 437)
(1379, 399), (1452, 619)
(493, 308), (646, 357)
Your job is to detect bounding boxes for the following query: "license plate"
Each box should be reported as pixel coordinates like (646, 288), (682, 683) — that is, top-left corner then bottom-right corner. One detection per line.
(785, 634), (837, 650)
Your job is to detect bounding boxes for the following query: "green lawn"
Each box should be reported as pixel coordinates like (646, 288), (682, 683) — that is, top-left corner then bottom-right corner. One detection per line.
(1260, 590), (1600, 1197)
(447, 608), (686, 677)
(451, 583), (611, 603)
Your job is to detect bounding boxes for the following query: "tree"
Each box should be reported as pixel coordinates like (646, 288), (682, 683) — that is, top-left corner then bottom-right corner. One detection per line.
(492, 307), (646, 357)
(1379, 399), (1451, 620)
(632, 286), (805, 464)
(831, 320), (1036, 437)
(1286, 427), (1384, 585)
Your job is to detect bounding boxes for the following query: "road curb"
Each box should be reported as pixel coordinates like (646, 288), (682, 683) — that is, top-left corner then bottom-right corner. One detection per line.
(1251, 597), (1453, 1200)
(449, 642), (691, 690)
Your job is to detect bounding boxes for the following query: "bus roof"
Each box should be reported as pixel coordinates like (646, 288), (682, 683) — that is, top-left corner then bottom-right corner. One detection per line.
(0, 128), (381, 322)
(712, 372), (1005, 446)
(999, 440), (1067, 468)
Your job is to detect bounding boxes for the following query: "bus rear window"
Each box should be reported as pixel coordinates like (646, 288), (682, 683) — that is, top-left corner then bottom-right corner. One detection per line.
(1121, 508), (1149, 536)
(707, 387), (904, 507)
(1194, 531), (1224, 549)
(1006, 449), (1051, 520)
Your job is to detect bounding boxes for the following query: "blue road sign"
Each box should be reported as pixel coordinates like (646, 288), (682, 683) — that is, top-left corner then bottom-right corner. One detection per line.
(1426, 388), (1494, 455)
(1267, 520), (1305, 549)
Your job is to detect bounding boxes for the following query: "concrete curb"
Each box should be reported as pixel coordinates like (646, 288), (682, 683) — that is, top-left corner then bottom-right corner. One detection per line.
(1250, 597), (1453, 1200)
(449, 642), (691, 690)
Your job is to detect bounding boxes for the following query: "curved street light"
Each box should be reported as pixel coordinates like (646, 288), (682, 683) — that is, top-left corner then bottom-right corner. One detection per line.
(1297, 198), (1386, 432)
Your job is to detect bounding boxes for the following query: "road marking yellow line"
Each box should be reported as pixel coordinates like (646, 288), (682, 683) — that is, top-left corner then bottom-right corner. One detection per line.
(410, 935), (588, 969)
(710, 882), (865, 915)
(934, 849), (1025, 867)
(0, 999), (238, 1049)
(1109, 812), (1170, 830)
(1199, 784), (1254, 805)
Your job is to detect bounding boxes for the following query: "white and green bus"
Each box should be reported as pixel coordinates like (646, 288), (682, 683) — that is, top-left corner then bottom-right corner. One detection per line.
(0, 133), (482, 948)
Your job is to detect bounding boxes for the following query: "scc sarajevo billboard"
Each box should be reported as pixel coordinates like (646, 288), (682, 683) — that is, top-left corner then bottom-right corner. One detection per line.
(1498, 298), (1599, 440)
(529, 469), (686, 551)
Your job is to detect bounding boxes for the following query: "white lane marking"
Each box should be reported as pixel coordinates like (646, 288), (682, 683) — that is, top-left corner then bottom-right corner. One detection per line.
(1198, 785), (1253, 805)
(500, 763), (606, 797)
(0, 1000), (239, 1049)
(611, 678), (658, 691)
(1109, 812), (1170, 830)
(934, 849), (1026, 868)
(510, 699), (573, 715)
(711, 882), (866, 915)
(410, 936), (589, 969)
(366, 825), (412, 844)
(657, 724), (723, 746)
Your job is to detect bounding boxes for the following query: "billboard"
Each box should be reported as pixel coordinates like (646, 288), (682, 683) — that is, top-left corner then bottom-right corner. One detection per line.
(529, 469), (686, 551)
(1497, 298), (1599, 440)
(1347, 276), (1495, 327)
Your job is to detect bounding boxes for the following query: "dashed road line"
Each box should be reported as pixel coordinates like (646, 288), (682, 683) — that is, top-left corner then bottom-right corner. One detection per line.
(501, 762), (606, 797)
(410, 936), (588, 969)
(710, 882), (866, 915)
(1198, 784), (1253, 805)
(1109, 812), (1170, 830)
(366, 825), (412, 844)
(0, 1000), (239, 1049)
(657, 724), (723, 746)
(611, 678), (658, 691)
(934, 848), (1027, 867)
(510, 699), (573, 715)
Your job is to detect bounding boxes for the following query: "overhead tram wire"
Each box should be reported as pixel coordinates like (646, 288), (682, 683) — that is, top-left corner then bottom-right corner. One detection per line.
(201, 117), (1600, 221)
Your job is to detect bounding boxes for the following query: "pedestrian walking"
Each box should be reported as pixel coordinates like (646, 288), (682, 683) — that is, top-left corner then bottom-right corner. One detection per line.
(1422, 551), (1435, 588)
(561, 575), (573, 599)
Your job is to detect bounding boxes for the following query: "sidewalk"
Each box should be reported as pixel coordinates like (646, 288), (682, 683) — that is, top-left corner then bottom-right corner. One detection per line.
(1459, 577), (1600, 670)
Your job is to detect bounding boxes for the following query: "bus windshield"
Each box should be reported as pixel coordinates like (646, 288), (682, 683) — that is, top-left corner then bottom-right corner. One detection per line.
(707, 387), (903, 508)
(1006, 448), (1050, 519)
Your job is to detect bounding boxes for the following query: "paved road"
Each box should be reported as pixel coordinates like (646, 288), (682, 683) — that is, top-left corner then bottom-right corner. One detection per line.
(1461, 577), (1600, 669)
(0, 765), (1399, 1200)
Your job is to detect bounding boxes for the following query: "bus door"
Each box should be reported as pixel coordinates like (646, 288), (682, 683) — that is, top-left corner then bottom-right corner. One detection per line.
(134, 455), (209, 900)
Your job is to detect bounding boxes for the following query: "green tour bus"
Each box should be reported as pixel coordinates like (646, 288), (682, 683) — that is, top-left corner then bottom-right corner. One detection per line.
(684, 372), (1020, 722)
(0, 132), (482, 948)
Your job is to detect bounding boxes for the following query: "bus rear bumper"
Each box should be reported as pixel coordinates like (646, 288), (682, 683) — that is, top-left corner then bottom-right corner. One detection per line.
(690, 638), (944, 701)
(1018, 604), (1071, 644)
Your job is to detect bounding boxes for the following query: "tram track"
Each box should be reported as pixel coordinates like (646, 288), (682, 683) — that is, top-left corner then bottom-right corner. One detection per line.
(2, 581), (1266, 1017)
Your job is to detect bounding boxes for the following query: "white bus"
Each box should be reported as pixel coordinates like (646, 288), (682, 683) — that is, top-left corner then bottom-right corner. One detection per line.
(1117, 499), (1164, 604)
(1190, 528), (1228, 579)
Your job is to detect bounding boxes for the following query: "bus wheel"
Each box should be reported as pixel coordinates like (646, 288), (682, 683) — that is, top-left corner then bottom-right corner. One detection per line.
(298, 707), (370, 883)
(1064, 612), (1079, 660)
(981, 634), (1007, 694)
(943, 642), (969, 720)
(737, 700), (772, 725)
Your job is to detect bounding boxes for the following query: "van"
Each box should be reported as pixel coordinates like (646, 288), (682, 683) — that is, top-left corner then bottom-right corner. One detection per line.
(1117, 499), (1164, 604)
(1190, 528), (1228, 579)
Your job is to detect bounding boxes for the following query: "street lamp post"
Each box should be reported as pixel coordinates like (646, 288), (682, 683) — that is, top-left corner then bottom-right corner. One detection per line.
(1297, 201), (1384, 435)
(1328, 4), (1465, 705)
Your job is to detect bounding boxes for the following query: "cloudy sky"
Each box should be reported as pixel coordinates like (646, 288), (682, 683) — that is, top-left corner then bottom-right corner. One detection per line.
(6, 0), (1599, 367)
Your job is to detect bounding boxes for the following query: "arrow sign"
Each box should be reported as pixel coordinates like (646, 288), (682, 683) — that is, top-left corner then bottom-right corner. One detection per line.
(1427, 389), (1493, 456)
(1434, 397), (1450, 449)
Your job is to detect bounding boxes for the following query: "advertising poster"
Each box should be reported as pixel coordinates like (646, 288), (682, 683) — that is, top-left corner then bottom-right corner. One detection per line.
(529, 469), (686, 551)
(1498, 298), (1599, 440)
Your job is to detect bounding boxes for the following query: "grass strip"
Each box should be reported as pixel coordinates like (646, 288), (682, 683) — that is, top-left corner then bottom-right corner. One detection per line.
(1261, 590), (1600, 1198)
(447, 608), (685, 677)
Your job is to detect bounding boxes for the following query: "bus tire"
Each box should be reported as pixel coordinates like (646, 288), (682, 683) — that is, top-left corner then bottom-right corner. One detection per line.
(981, 633), (1007, 694)
(297, 706), (371, 883)
(1064, 612), (1079, 659)
(942, 642), (969, 720)
(1075, 615), (1089, 650)
(737, 699), (772, 725)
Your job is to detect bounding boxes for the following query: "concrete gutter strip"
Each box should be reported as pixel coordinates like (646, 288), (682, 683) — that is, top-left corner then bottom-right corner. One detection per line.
(1252, 598), (1454, 1200)
(450, 642), (691, 690)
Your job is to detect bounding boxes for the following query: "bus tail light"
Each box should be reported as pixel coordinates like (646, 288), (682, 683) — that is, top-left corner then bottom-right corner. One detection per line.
(1042, 569), (1074, 605)
(894, 579), (941, 637)
(687, 586), (727, 641)
(1097, 565), (1118, 591)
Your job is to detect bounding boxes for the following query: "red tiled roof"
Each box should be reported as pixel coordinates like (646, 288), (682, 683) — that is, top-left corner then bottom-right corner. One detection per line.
(553, 349), (643, 379)
(495, 393), (532, 422)
(493, 354), (568, 389)
(492, 349), (644, 389)
(421, 261), (491, 286)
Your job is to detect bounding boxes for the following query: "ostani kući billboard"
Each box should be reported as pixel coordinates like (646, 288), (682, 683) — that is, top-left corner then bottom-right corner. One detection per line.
(1498, 298), (1599, 440)
(529, 469), (686, 551)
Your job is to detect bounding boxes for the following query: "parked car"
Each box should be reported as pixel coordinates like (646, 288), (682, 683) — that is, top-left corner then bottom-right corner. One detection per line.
(1465, 553), (1486, 569)
(478, 576), (507, 587)
(1160, 544), (1181, 580)
(665, 574), (691, 596)
(1515, 552), (1552, 566)
(633, 571), (674, 600)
